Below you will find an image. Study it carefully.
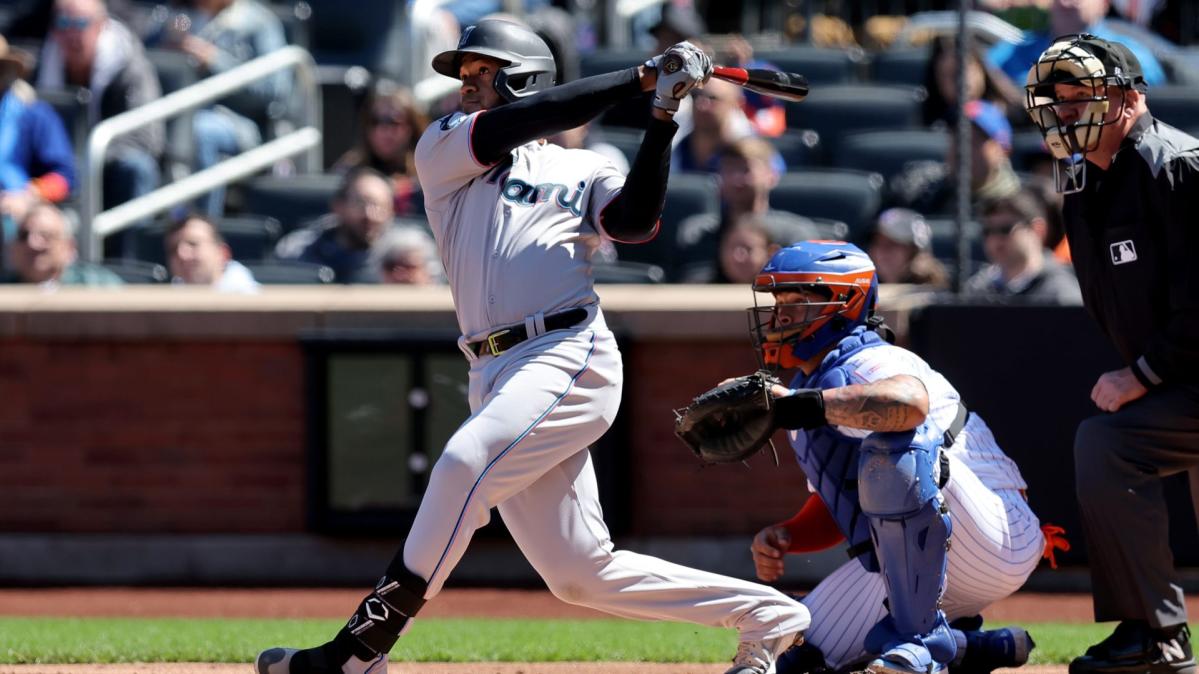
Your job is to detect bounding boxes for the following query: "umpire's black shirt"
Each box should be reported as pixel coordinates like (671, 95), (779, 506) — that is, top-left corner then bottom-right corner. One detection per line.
(1063, 112), (1199, 387)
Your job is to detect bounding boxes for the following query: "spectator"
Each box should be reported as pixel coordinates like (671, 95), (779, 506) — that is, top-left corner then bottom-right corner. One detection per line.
(2, 203), (123, 286)
(963, 189), (1083, 304)
(333, 82), (429, 218)
(146, 0), (288, 216)
(673, 77), (772, 175)
(922, 35), (1022, 127)
(36, 0), (164, 213)
(164, 213), (259, 293)
(988, 0), (1167, 88)
(676, 136), (818, 278)
(721, 34), (787, 137)
(867, 207), (949, 288)
(275, 167), (394, 283)
(889, 99), (1021, 216)
(0, 35), (75, 239)
(369, 225), (442, 285)
(680, 214), (787, 284)
(549, 122), (630, 175)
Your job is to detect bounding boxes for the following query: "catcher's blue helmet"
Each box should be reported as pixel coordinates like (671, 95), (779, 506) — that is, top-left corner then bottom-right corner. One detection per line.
(749, 241), (879, 368)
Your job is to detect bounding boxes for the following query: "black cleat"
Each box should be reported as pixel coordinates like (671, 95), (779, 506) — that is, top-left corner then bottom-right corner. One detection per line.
(1069, 622), (1196, 674)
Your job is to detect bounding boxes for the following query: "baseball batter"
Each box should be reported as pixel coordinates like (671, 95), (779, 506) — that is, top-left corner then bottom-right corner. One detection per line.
(258, 19), (809, 674)
(737, 242), (1045, 674)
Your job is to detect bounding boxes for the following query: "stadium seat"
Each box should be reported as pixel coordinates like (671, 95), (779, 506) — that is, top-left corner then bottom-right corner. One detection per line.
(767, 129), (822, 169)
(129, 216), (285, 265)
(593, 261), (666, 284)
(146, 48), (199, 179)
(317, 65), (372, 169)
(612, 172), (718, 272)
(1146, 85), (1199, 131)
(239, 174), (342, 231)
(596, 127), (644, 167)
(785, 84), (926, 161)
(1010, 130), (1051, 174)
(37, 87), (89, 162)
(101, 259), (169, 284)
(243, 260), (336, 284)
(579, 49), (645, 80)
(868, 46), (931, 86)
(833, 129), (949, 182)
(926, 218), (984, 262)
(769, 169), (885, 243)
(754, 46), (864, 85)
(305, 0), (406, 78)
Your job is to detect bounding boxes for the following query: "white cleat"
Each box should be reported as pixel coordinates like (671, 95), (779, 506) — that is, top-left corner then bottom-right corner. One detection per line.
(725, 632), (805, 674)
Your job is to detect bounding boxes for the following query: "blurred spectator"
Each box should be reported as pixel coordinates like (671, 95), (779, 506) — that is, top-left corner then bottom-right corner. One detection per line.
(679, 214), (787, 284)
(369, 225), (442, 285)
(2, 202), (123, 286)
(889, 99), (1021, 216)
(963, 189), (1082, 304)
(676, 136), (818, 277)
(333, 82), (428, 218)
(867, 207), (950, 288)
(922, 35), (1023, 127)
(0, 35), (75, 240)
(720, 34), (786, 137)
(164, 213), (259, 292)
(275, 167), (394, 283)
(145, 0), (288, 217)
(549, 122), (630, 175)
(673, 77), (776, 175)
(649, 3), (706, 54)
(988, 0), (1166, 87)
(36, 0), (163, 212)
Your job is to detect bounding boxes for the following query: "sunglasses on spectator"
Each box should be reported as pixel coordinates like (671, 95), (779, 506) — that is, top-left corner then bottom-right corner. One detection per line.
(54, 15), (93, 31)
(383, 257), (423, 271)
(16, 228), (65, 244)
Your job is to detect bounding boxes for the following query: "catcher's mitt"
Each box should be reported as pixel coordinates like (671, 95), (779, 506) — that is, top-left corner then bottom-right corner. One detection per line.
(674, 370), (782, 465)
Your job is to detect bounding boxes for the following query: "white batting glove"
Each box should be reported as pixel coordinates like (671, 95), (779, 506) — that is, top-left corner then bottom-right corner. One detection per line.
(652, 41), (713, 115)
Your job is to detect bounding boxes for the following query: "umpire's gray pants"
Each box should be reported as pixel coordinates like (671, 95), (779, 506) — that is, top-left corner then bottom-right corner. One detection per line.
(1074, 384), (1199, 629)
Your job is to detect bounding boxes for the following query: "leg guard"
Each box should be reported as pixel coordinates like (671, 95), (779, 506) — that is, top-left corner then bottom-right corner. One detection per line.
(858, 426), (955, 666)
(286, 550), (429, 672)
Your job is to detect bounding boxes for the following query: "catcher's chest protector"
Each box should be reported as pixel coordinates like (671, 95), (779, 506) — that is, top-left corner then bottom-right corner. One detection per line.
(790, 328), (890, 570)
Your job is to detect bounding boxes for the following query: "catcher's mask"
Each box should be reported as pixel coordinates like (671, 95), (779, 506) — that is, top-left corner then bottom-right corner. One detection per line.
(749, 241), (878, 370)
(432, 19), (557, 103)
(1024, 34), (1146, 194)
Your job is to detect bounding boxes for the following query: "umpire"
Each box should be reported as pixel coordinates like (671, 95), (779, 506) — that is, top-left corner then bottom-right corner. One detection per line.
(1025, 34), (1198, 674)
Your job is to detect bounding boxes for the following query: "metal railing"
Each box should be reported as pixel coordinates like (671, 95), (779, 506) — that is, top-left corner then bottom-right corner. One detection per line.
(80, 45), (322, 262)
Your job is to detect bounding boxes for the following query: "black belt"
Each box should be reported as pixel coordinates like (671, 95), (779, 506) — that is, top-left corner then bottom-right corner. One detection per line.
(468, 307), (589, 357)
(938, 402), (969, 488)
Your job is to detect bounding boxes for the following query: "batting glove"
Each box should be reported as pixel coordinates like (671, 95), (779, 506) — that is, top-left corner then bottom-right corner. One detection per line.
(652, 41), (713, 115)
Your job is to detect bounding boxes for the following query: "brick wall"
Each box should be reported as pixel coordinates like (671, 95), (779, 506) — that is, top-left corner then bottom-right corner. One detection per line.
(0, 335), (811, 537)
(0, 340), (307, 533)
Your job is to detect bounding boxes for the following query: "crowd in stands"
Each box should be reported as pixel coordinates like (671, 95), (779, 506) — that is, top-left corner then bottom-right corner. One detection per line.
(1, 0), (1196, 304)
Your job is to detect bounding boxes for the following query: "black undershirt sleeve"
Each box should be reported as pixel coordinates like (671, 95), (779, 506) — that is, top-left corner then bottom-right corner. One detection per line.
(598, 116), (678, 243)
(471, 68), (644, 165)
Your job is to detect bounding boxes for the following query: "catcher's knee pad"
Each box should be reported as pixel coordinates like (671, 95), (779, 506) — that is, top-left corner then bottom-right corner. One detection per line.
(857, 426), (952, 639)
(857, 426), (943, 518)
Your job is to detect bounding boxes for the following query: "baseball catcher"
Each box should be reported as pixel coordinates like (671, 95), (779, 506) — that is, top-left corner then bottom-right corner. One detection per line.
(681, 241), (1051, 674)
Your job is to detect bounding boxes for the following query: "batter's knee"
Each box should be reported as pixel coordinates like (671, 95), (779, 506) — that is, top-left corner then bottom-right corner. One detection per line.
(429, 429), (492, 493)
(858, 429), (941, 518)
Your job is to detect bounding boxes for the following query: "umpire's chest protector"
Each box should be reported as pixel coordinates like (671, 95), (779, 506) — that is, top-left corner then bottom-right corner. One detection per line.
(789, 328), (888, 570)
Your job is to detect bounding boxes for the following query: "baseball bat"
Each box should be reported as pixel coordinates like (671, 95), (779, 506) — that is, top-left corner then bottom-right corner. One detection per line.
(712, 66), (809, 103)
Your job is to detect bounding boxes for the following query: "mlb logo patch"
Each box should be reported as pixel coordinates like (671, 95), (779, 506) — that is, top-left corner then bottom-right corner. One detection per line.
(1110, 240), (1138, 265)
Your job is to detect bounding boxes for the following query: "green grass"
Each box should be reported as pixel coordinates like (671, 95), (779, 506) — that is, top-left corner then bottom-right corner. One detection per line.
(0, 617), (1113, 665)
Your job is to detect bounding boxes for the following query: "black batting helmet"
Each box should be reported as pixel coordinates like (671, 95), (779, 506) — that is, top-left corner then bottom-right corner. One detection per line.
(432, 19), (556, 103)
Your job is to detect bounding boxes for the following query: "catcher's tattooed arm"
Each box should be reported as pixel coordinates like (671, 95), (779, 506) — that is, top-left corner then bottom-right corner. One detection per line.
(772, 375), (929, 432)
(821, 375), (929, 432)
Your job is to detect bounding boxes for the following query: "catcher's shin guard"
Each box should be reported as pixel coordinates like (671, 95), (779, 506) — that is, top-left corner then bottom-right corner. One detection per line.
(858, 425), (954, 666)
